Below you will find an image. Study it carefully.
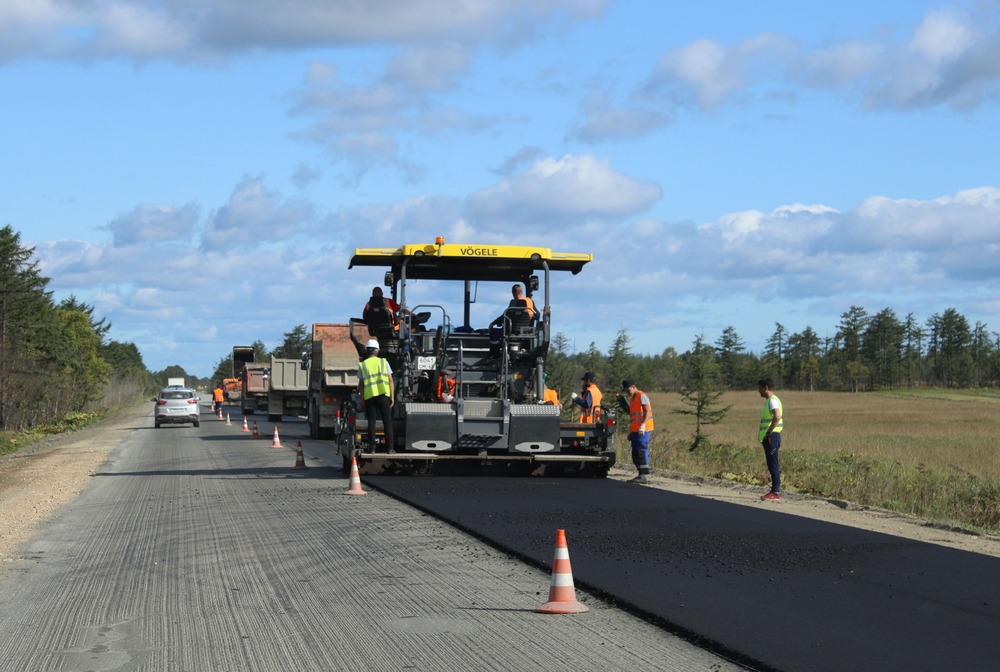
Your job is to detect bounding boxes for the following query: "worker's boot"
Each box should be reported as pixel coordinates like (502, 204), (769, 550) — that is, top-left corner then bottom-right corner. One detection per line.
(629, 473), (647, 484)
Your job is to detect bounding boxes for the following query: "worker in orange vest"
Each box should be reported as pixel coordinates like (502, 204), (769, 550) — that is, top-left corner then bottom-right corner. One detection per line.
(212, 385), (225, 415)
(620, 377), (653, 483)
(571, 371), (602, 423)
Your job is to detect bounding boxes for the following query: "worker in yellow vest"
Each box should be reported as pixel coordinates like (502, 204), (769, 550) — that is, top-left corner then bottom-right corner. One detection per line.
(621, 377), (653, 484)
(358, 339), (396, 454)
(757, 377), (783, 501)
(571, 371), (602, 423)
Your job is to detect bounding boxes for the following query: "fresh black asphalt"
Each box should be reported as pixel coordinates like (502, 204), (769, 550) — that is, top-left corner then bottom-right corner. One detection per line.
(364, 476), (1000, 672)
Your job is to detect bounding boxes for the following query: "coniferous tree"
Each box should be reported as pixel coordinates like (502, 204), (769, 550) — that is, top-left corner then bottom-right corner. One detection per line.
(272, 324), (311, 360)
(675, 335), (731, 451)
(714, 326), (746, 390)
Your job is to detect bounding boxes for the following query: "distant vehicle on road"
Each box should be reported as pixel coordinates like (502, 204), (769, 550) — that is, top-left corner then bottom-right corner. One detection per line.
(154, 387), (201, 428)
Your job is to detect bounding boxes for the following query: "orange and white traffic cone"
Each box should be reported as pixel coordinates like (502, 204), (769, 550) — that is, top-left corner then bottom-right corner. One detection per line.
(225, 413), (231, 426)
(241, 416), (250, 432)
(536, 529), (588, 614)
(251, 421), (259, 438)
(292, 441), (307, 470)
(218, 408), (223, 420)
(345, 457), (367, 496)
(270, 426), (282, 449)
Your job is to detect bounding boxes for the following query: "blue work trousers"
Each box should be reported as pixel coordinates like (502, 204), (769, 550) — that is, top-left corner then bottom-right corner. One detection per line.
(629, 431), (651, 475)
(762, 432), (782, 493)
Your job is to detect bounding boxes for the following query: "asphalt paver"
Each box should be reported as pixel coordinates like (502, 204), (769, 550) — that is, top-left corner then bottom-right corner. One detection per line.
(364, 475), (1000, 672)
(0, 413), (737, 671)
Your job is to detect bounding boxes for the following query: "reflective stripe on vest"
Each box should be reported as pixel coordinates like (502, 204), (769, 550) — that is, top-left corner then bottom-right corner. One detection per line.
(629, 391), (654, 433)
(360, 357), (391, 400)
(579, 387), (603, 423)
(758, 395), (783, 442)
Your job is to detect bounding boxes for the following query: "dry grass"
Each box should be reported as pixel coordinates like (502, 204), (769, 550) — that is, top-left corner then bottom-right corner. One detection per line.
(616, 388), (1000, 531)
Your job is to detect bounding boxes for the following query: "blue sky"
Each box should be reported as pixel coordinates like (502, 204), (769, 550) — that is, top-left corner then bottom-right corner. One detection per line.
(4, 0), (1000, 376)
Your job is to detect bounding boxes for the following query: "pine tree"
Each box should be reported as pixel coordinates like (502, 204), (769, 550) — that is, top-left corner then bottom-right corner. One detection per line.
(675, 335), (732, 451)
(272, 324), (311, 359)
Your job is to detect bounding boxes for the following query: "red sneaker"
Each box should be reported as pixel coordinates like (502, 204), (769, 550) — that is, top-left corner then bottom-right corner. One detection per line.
(761, 492), (781, 501)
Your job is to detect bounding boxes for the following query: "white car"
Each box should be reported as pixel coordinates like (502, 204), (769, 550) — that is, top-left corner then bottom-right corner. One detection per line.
(154, 387), (201, 428)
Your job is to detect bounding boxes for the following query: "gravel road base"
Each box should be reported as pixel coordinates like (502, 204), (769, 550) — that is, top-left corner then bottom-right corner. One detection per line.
(2, 402), (998, 573)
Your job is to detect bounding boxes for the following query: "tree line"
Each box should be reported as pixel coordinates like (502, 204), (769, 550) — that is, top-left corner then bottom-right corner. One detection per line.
(0, 225), (164, 430)
(546, 304), (1000, 399)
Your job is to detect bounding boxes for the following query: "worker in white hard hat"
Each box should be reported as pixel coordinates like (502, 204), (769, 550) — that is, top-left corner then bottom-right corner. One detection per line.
(357, 338), (396, 453)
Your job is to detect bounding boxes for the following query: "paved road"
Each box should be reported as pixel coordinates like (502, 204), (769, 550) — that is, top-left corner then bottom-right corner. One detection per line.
(0, 406), (736, 671)
(363, 475), (1000, 672)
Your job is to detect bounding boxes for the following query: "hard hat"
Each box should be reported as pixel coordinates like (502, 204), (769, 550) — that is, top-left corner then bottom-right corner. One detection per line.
(365, 339), (380, 350)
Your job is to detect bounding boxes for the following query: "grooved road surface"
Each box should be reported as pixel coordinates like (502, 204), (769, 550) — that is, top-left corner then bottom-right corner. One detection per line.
(0, 409), (736, 672)
(364, 476), (1000, 672)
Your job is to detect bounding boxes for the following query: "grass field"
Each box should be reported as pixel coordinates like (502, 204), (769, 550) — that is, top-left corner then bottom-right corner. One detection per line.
(615, 388), (1000, 532)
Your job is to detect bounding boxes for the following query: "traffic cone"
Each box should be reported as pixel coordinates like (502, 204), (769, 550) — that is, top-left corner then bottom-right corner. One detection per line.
(225, 413), (232, 426)
(270, 426), (282, 449)
(252, 421), (259, 438)
(345, 457), (367, 496)
(218, 408), (223, 420)
(241, 416), (250, 432)
(536, 529), (588, 614)
(292, 441), (307, 470)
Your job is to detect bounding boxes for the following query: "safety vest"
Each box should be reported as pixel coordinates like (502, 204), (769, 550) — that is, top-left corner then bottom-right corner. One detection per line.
(359, 357), (392, 400)
(523, 296), (536, 320)
(579, 386), (603, 423)
(758, 395), (783, 442)
(629, 391), (653, 433)
(213, 389), (224, 402)
(543, 387), (559, 405)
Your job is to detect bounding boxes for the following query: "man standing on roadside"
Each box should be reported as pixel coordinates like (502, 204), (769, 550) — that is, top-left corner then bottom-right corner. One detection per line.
(621, 377), (653, 484)
(358, 339), (396, 454)
(758, 378), (783, 501)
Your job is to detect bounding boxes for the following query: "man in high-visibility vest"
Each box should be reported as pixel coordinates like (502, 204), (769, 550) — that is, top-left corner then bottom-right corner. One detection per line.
(357, 339), (396, 453)
(757, 377), (783, 501)
(571, 371), (602, 423)
(212, 385), (225, 415)
(621, 377), (653, 484)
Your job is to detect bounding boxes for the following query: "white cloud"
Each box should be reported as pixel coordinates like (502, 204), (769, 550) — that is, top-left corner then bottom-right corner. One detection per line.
(627, 7), (1000, 125)
(0, 0), (607, 63)
(102, 203), (200, 247)
(466, 154), (662, 229)
(30, 166), (1000, 373)
(202, 175), (313, 251)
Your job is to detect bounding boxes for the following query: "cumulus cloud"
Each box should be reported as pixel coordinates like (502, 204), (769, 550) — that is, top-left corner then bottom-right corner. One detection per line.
(202, 175), (313, 250)
(0, 0), (607, 63)
(30, 161), (1000, 371)
(102, 203), (200, 247)
(648, 33), (791, 111)
(601, 6), (1000, 137)
(466, 154), (662, 229)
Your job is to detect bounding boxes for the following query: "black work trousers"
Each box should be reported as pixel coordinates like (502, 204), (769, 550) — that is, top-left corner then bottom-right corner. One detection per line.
(365, 395), (394, 452)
